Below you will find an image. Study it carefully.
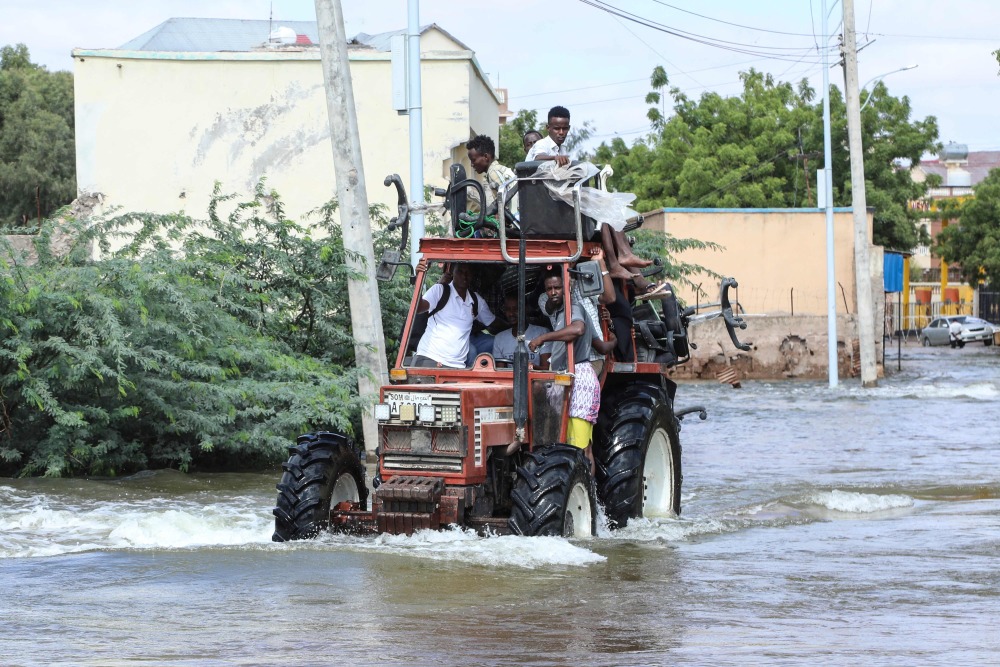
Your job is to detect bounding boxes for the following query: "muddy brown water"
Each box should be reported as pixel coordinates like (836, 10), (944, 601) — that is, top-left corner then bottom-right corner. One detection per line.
(2, 343), (998, 665)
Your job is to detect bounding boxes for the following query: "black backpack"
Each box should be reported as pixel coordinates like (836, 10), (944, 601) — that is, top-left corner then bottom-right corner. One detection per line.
(427, 284), (478, 318)
(407, 284), (480, 353)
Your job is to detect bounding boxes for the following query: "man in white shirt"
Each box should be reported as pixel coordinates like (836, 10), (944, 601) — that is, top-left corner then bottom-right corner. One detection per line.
(412, 263), (507, 368)
(948, 318), (964, 348)
(525, 105), (654, 283)
(525, 105), (571, 166)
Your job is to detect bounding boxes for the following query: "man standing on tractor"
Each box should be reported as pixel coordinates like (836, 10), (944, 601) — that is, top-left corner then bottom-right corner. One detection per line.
(528, 269), (616, 453)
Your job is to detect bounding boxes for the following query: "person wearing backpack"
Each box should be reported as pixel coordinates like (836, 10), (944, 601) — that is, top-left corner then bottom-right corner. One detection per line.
(412, 263), (507, 368)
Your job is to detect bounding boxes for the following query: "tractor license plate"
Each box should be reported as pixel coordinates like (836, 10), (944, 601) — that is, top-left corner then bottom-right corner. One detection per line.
(385, 392), (433, 416)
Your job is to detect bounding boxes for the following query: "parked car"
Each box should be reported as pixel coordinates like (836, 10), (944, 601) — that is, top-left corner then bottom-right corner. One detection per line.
(921, 315), (996, 347)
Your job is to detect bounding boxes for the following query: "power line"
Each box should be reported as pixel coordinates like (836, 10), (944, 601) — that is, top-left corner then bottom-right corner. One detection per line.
(693, 148), (796, 207)
(514, 77), (648, 100)
(512, 57), (781, 100)
(577, 0), (839, 63)
(611, 13), (707, 90)
(648, 0), (820, 37)
(869, 32), (1000, 41)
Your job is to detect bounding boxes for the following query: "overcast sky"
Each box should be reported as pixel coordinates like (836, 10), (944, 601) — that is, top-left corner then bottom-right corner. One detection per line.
(6, 0), (1000, 155)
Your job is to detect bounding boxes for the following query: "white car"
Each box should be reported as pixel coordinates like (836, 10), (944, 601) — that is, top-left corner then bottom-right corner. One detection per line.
(921, 316), (996, 347)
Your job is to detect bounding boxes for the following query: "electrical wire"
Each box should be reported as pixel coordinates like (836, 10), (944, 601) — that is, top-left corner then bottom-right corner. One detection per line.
(692, 148), (796, 207)
(512, 57), (780, 100)
(611, 13), (706, 90)
(577, 0), (838, 63)
(647, 0), (820, 37)
(869, 32), (1000, 41)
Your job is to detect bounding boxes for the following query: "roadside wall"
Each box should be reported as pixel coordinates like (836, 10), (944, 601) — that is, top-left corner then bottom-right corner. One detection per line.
(669, 314), (863, 382)
(641, 207), (884, 380)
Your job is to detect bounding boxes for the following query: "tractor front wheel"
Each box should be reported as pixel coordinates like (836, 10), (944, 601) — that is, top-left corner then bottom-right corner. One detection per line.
(272, 432), (368, 542)
(509, 444), (597, 537)
(595, 382), (682, 529)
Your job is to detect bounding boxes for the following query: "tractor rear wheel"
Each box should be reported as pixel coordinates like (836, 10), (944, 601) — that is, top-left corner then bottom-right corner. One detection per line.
(508, 444), (597, 537)
(594, 382), (682, 529)
(272, 432), (368, 542)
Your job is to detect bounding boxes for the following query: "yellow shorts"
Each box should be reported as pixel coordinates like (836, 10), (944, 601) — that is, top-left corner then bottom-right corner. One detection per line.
(566, 417), (593, 449)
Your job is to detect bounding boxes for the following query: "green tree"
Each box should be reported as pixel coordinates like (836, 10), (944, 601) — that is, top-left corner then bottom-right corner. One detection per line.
(935, 167), (1000, 287)
(498, 109), (540, 166)
(0, 44), (76, 227)
(593, 66), (939, 251)
(0, 183), (408, 477)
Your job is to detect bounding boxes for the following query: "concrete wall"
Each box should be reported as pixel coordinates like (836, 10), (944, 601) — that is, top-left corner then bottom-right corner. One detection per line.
(643, 207), (873, 317)
(73, 27), (500, 226)
(642, 207), (885, 380)
(669, 314), (862, 381)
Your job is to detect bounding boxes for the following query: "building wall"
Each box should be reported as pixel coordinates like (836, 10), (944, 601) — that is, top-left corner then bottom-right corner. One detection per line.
(73, 29), (499, 226)
(640, 207), (884, 379)
(643, 207), (874, 316)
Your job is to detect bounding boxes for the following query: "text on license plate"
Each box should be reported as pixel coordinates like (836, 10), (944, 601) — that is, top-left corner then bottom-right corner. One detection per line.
(384, 392), (434, 415)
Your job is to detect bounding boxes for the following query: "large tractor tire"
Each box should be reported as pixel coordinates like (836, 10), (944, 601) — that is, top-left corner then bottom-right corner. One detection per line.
(594, 381), (682, 529)
(508, 444), (597, 537)
(272, 432), (368, 542)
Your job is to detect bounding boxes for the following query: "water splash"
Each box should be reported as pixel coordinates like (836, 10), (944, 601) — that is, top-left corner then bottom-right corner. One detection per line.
(807, 489), (914, 513)
(340, 527), (607, 568)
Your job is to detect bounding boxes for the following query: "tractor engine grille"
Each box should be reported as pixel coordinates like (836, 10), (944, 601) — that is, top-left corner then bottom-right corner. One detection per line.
(380, 426), (465, 473)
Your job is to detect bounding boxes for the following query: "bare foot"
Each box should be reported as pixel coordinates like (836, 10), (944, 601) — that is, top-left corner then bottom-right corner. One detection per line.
(620, 254), (652, 269)
(610, 266), (635, 282)
(630, 274), (652, 292)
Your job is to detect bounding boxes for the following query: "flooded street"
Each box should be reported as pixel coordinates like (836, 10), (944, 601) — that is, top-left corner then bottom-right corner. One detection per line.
(2, 343), (998, 666)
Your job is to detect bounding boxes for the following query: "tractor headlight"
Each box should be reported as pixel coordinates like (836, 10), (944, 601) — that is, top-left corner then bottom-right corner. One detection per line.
(418, 404), (436, 424)
(374, 403), (391, 421)
(440, 405), (458, 424)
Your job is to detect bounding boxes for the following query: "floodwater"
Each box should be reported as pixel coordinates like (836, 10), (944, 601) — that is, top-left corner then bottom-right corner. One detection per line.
(2, 343), (998, 666)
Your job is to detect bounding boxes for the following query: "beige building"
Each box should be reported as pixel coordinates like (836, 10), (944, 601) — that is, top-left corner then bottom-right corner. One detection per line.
(642, 207), (874, 316)
(72, 19), (501, 224)
(641, 207), (883, 379)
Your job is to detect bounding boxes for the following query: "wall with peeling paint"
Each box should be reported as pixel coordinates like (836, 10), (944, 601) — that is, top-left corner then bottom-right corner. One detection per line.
(643, 207), (876, 318)
(72, 28), (500, 235)
(669, 313), (876, 381)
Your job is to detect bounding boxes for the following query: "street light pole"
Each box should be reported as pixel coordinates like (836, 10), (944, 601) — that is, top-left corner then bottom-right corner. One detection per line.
(822, 0), (839, 388)
(859, 65), (918, 112)
(842, 0), (878, 387)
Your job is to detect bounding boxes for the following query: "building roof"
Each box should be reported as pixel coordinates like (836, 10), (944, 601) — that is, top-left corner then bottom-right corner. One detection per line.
(115, 18), (467, 54)
(918, 150), (1000, 188)
(119, 18), (319, 52)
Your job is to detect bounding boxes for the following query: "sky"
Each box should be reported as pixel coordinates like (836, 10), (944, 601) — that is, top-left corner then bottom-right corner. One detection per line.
(5, 0), (1000, 155)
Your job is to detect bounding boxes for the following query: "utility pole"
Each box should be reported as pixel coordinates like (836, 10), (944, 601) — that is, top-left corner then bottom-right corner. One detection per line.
(821, 0), (838, 388)
(842, 0), (878, 387)
(314, 0), (390, 458)
(407, 0), (425, 265)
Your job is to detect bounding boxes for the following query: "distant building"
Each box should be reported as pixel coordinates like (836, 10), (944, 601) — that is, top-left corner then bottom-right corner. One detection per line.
(73, 18), (502, 224)
(909, 143), (1000, 276)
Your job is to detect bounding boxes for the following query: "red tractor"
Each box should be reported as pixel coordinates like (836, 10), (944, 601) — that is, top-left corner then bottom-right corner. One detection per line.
(272, 163), (748, 539)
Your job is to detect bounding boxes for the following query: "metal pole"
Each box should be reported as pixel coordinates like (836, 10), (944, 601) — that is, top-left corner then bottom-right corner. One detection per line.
(822, 0), (839, 388)
(314, 0), (390, 459)
(842, 0), (878, 387)
(408, 0), (425, 265)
